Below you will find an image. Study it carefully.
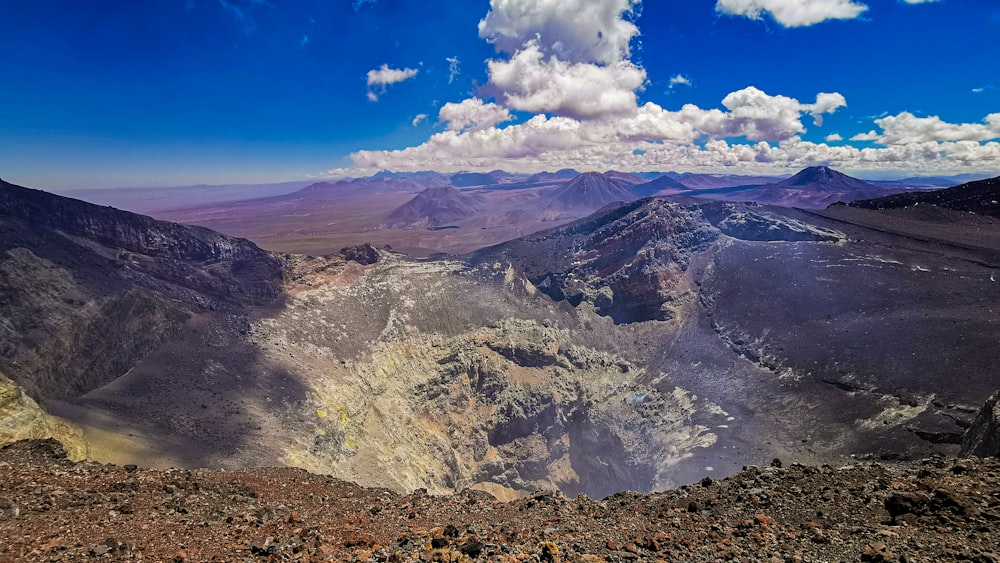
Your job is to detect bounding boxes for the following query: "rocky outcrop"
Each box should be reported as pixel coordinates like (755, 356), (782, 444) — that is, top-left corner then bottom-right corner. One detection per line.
(339, 243), (380, 265)
(961, 390), (1000, 457)
(0, 372), (86, 460)
(476, 199), (719, 323)
(699, 202), (843, 242)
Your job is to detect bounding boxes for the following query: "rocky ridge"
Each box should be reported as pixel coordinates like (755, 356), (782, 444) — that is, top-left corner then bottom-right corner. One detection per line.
(1, 439), (999, 562)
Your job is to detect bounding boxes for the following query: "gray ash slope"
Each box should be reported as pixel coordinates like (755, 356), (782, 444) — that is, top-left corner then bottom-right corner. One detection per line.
(847, 175), (1000, 218)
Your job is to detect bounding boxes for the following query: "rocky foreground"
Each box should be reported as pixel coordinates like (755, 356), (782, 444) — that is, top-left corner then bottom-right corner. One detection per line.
(1, 441), (998, 562)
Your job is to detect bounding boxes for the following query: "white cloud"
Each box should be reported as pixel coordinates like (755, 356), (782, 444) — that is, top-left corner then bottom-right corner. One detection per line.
(438, 98), (514, 132)
(412, 114), (428, 127)
(352, 86), (849, 169)
(716, 0), (869, 27)
(446, 57), (461, 84)
(851, 130), (880, 141)
(668, 74), (692, 91)
(341, 0), (998, 178)
(689, 86), (846, 140)
(478, 0), (640, 65)
(901, 0), (937, 3)
(366, 64), (419, 101)
(857, 112), (1000, 145)
(487, 41), (646, 119)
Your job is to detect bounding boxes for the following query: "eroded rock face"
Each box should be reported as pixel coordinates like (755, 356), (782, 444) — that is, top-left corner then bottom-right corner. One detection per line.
(0, 372), (86, 460)
(339, 243), (381, 265)
(698, 202), (843, 242)
(961, 390), (1000, 458)
(284, 319), (715, 499)
(477, 199), (719, 324)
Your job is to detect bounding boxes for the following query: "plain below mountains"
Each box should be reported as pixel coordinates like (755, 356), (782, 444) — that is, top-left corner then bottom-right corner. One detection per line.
(56, 166), (947, 257)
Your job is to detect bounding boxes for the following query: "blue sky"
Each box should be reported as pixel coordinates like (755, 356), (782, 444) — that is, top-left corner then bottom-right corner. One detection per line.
(1, 0), (998, 188)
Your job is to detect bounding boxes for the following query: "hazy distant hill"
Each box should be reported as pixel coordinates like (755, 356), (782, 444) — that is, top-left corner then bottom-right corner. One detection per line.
(688, 166), (904, 209)
(632, 174), (689, 197)
(388, 185), (489, 227)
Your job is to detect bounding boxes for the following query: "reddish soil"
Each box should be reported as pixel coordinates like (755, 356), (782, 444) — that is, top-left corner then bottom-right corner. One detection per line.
(2, 440), (999, 562)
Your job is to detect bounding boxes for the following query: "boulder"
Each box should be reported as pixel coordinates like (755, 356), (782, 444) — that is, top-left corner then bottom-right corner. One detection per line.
(960, 390), (1000, 457)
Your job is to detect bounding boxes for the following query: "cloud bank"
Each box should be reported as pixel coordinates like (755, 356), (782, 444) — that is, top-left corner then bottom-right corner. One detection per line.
(347, 0), (1000, 176)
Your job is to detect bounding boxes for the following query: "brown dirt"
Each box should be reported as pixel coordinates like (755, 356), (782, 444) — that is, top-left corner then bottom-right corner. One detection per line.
(1, 439), (998, 562)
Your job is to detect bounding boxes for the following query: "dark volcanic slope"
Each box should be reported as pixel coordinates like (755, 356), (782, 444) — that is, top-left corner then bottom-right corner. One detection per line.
(387, 185), (489, 227)
(848, 175), (1000, 218)
(477, 195), (1000, 468)
(0, 179), (289, 457)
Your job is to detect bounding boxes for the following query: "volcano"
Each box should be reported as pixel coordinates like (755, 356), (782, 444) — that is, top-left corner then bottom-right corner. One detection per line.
(387, 185), (489, 228)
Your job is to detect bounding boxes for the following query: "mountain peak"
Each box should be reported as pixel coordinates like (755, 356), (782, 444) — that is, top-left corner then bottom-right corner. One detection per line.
(778, 166), (875, 192)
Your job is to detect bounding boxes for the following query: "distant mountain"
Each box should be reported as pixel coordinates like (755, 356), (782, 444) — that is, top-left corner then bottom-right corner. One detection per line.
(689, 166), (904, 209)
(387, 185), (489, 227)
(674, 173), (785, 190)
(847, 175), (1000, 218)
(543, 172), (640, 217)
(450, 172), (498, 187)
(632, 172), (669, 181)
(868, 173), (999, 190)
(370, 170), (450, 184)
(296, 176), (443, 201)
(57, 181), (316, 215)
(632, 174), (688, 197)
(777, 166), (876, 192)
(527, 169), (580, 184)
(602, 171), (646, 186)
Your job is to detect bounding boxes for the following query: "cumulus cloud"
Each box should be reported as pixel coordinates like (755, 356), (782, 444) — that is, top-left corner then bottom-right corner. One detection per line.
(438, 98), (514, 132)
(716, 0), (869, 27)
(860, 112), (1000, 145)
(851, 130), (880, 141)
(487, 41), (646, 119)
(351, 86), (849, 170)
(412, 114), (428, 127)
(478, 0), (640, 64)
(350, 124), (1000, 176)
(343, 0), (997, 177)
(366, 64), (419, 101)
(686, 86), (846, 140)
